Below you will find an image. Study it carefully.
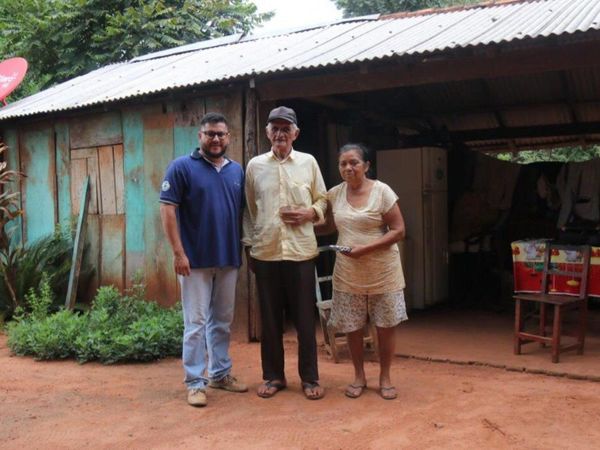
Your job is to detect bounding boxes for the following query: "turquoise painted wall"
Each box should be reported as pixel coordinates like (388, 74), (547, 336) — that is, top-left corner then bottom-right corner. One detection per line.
(122, 108), (146, 287)
(21, 126), (56, 242)
(0, 90), (245, 305)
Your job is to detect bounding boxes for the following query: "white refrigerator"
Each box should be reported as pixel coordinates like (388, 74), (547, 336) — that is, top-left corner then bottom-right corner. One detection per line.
(377, 147), (448, 310)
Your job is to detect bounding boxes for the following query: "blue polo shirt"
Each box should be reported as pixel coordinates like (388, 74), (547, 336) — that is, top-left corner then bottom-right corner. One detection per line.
(159, 149), (244, 268)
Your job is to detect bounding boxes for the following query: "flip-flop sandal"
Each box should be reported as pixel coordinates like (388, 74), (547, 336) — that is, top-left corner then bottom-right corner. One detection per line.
(257, 380), (286, 398)
(345, 383), (366, 399)
(302, 381), (325, 400)
(379, 386), (397, 400)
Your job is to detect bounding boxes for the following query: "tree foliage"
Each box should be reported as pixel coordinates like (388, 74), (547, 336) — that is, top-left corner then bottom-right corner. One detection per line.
(334, 0), (481, 17)
(493, 146), (600, 165)
(0, 0), (272, 99)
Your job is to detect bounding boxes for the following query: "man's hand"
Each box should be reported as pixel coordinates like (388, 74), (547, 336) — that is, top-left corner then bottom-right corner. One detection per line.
(280, 207), (316, 226)
(245, 247), (255, 272)
(174, 253), (191, 276)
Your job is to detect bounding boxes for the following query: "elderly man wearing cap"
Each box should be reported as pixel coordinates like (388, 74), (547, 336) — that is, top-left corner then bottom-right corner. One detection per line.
(243, 106), (327, 400)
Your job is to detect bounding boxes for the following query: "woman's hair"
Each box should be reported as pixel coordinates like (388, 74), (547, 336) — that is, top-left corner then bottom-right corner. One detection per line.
(339, 143), (371, 163)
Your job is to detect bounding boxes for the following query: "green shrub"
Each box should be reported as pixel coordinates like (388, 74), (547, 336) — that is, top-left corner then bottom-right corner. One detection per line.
(8, 310), (85, 360)
(7, 281), (183, 364)
(7, 274), (85, 360)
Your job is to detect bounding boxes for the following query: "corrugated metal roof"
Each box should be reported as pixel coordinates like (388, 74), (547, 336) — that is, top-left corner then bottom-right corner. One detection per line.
(1, 0), (600, 120)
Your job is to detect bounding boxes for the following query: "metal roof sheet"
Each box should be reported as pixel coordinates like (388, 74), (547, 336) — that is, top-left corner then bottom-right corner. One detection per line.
(2, 0), (600, 120)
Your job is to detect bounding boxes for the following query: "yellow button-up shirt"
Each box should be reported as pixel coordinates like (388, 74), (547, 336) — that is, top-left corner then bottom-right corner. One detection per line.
(243, 149), (327, 261)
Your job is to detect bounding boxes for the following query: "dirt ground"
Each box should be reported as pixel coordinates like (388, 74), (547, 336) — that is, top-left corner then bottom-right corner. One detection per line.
(2, 329), (600, 450)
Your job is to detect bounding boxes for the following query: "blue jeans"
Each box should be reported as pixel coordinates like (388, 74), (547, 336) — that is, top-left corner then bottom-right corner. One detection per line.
(179, 267), (238, 390)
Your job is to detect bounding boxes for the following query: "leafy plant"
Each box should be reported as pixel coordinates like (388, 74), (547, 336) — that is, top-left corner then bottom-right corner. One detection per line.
(7, 273), (85, 359)
(1, 226), (75, 317)
(25, 272), (54, 321)
(0, 141), (24, 311)
(491, 146), (600, 165)
(7, 282), (183, 364)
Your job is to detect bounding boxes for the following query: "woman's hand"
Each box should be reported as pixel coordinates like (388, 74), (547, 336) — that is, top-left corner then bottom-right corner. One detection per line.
(342, 244), (368, 258)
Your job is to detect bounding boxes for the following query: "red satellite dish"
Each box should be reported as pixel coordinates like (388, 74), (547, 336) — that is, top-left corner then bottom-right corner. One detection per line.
(0, 57), (28, 106)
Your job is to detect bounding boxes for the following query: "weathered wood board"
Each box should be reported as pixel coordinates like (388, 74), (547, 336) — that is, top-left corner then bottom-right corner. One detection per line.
(143, 106), (177, 305)
(66, 176), (90, 309)
(54, 121), (72, 227)
(122, 108), (146, 289)
(19, 125), (57, 242)
(70, 112), (123, 150)
(100, 214), (125, 290)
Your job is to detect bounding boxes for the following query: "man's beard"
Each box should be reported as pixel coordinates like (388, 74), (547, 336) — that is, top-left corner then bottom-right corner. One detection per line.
(202, 145), (227, 159)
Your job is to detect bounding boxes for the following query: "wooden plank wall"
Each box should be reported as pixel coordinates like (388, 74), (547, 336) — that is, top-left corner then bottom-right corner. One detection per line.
(69, 113), (125, 299)
(122, 108), (146, 290)
(2, 89), (249, 323)
(19, 124), (57, 242)
(98, 145), (125, 290)
(258, 101), (276, 154)
(139, 90), (245, 307)
(173, 98), (205, 158)
(70, 112), (122, 149)
(55, 121), (72, 227)
(205, 90), (247, 332)
(142, 103), (178, 305)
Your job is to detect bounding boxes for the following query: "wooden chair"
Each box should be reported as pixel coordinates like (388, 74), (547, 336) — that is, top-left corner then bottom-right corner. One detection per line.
(513, 243), (591, 363)
(315, 248), (378, 362)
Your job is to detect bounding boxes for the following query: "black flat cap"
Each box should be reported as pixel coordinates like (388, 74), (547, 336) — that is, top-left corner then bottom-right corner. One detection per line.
(267, 106), (297, 125)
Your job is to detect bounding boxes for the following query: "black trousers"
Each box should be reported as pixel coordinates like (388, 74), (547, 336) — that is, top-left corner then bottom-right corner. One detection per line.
(253, 258), (319, 383)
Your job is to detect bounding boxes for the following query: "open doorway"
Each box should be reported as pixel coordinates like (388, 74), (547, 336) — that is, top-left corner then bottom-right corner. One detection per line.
(259, 79), (600, 315)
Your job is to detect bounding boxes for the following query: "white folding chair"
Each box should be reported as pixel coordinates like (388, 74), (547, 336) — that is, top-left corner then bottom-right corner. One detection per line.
(315, 247), (378, 362)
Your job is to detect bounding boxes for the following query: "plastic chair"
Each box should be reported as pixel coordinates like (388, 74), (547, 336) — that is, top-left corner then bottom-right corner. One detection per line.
(513, 243), (591, 363)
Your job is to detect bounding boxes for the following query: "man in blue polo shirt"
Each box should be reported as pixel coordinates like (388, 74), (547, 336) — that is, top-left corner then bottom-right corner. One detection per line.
(160, 112), (246, 407)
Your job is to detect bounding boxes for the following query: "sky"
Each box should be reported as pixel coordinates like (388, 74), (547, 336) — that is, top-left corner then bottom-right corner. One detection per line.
(251, 0), (344, 34)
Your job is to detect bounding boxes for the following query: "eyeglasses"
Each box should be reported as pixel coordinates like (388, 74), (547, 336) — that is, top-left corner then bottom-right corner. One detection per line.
(201, 131), (229, 139)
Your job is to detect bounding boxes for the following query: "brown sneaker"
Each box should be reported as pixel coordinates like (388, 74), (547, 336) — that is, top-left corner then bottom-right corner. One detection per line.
(187, 388), (207, 407)
(208, 374), (248, 393)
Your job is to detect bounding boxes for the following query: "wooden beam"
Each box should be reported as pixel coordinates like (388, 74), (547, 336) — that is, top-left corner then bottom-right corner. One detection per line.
(450, 121), (600, 141)
(244, 87), (258, 165)
(336, 97), (600, 123)
(256, 40), (600, 101)
(429, 99), (600, 119)
(559, 71), (579, 124)
(479, 79), (504, 128)
(303, 96), (356, 110)
(243, 86), (261, 342)
(65, 176), (90, 310)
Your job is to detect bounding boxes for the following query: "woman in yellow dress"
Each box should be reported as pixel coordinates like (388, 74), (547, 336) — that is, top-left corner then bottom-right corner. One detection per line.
(317, 143), (408, 400)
